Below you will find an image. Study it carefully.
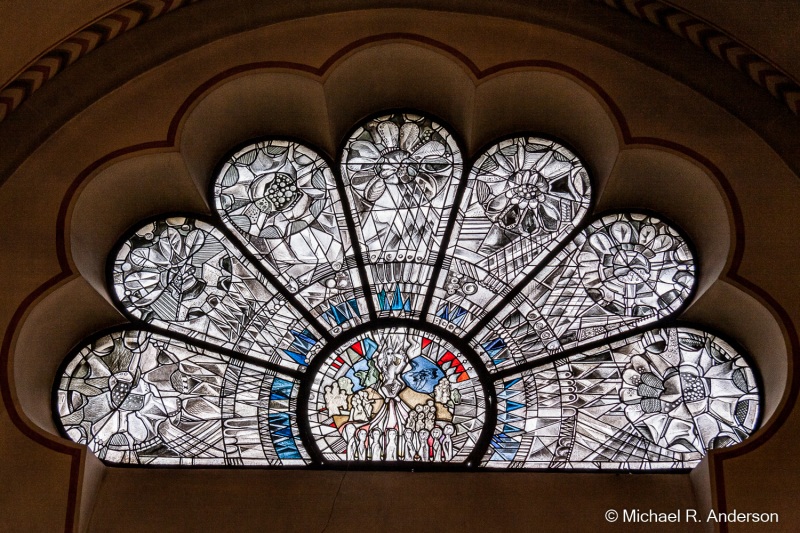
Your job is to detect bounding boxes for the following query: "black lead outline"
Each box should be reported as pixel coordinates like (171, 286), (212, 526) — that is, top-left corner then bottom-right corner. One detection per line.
(335, 109), (470, 322)
(207, 135), (365, 333)
(295, 317), (497, 470)
(483, 318), (765, 472)
(420, 131), (598, 327)
(51, 110), (763, 471)
(103, 210), (334, 347)
(475, 206), (702, 375)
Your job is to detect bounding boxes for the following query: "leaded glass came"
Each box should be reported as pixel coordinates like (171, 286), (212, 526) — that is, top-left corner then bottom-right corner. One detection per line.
(55, 111), (761, 469)
(307, 327), (487, 463)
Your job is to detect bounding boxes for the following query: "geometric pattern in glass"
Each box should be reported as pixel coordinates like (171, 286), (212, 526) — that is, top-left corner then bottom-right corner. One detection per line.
(55, 111), (761, 469)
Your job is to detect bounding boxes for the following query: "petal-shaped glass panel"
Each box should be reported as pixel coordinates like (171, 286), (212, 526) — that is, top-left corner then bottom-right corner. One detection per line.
(56, 330), (308, 465)
(59, 111), (764, 472)
(484, 327), (759, 469)
(341, 113), (463, 318)
(111, 217), (322, 370)
(474, 213), (695, 371)
(214, 140), (368, 333)
(429, 137), (591, 333)
(307, 327), (487, 463)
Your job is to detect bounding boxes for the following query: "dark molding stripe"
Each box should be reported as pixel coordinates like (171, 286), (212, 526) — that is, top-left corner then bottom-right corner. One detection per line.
(0, 0), (200, 122)
(593, 0), (800, 115)
(1, 0), (800, 123)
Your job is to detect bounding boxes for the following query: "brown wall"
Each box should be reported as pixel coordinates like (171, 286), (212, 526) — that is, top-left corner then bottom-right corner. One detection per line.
(1, 3), (798, 531)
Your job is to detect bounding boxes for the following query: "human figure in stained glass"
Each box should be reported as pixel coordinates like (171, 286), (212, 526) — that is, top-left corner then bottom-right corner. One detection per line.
(56, 112), (760, 471)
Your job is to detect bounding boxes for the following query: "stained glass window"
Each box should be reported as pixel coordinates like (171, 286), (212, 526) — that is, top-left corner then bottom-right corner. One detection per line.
(341, 113), (463, 320)
(55, 111), (761, 469)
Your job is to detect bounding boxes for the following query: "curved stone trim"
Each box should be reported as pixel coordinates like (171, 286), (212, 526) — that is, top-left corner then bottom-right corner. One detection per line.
(0, 0), (799, 124)
(0, 0), (200, 122)
(594, 0), (800, 114)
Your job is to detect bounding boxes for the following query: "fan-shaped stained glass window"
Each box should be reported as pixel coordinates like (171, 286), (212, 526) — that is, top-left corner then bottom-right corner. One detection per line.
(55, 112), (761, 469)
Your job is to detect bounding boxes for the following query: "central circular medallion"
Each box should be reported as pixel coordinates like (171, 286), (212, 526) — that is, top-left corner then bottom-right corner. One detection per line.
(306, 327), (487, 463)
